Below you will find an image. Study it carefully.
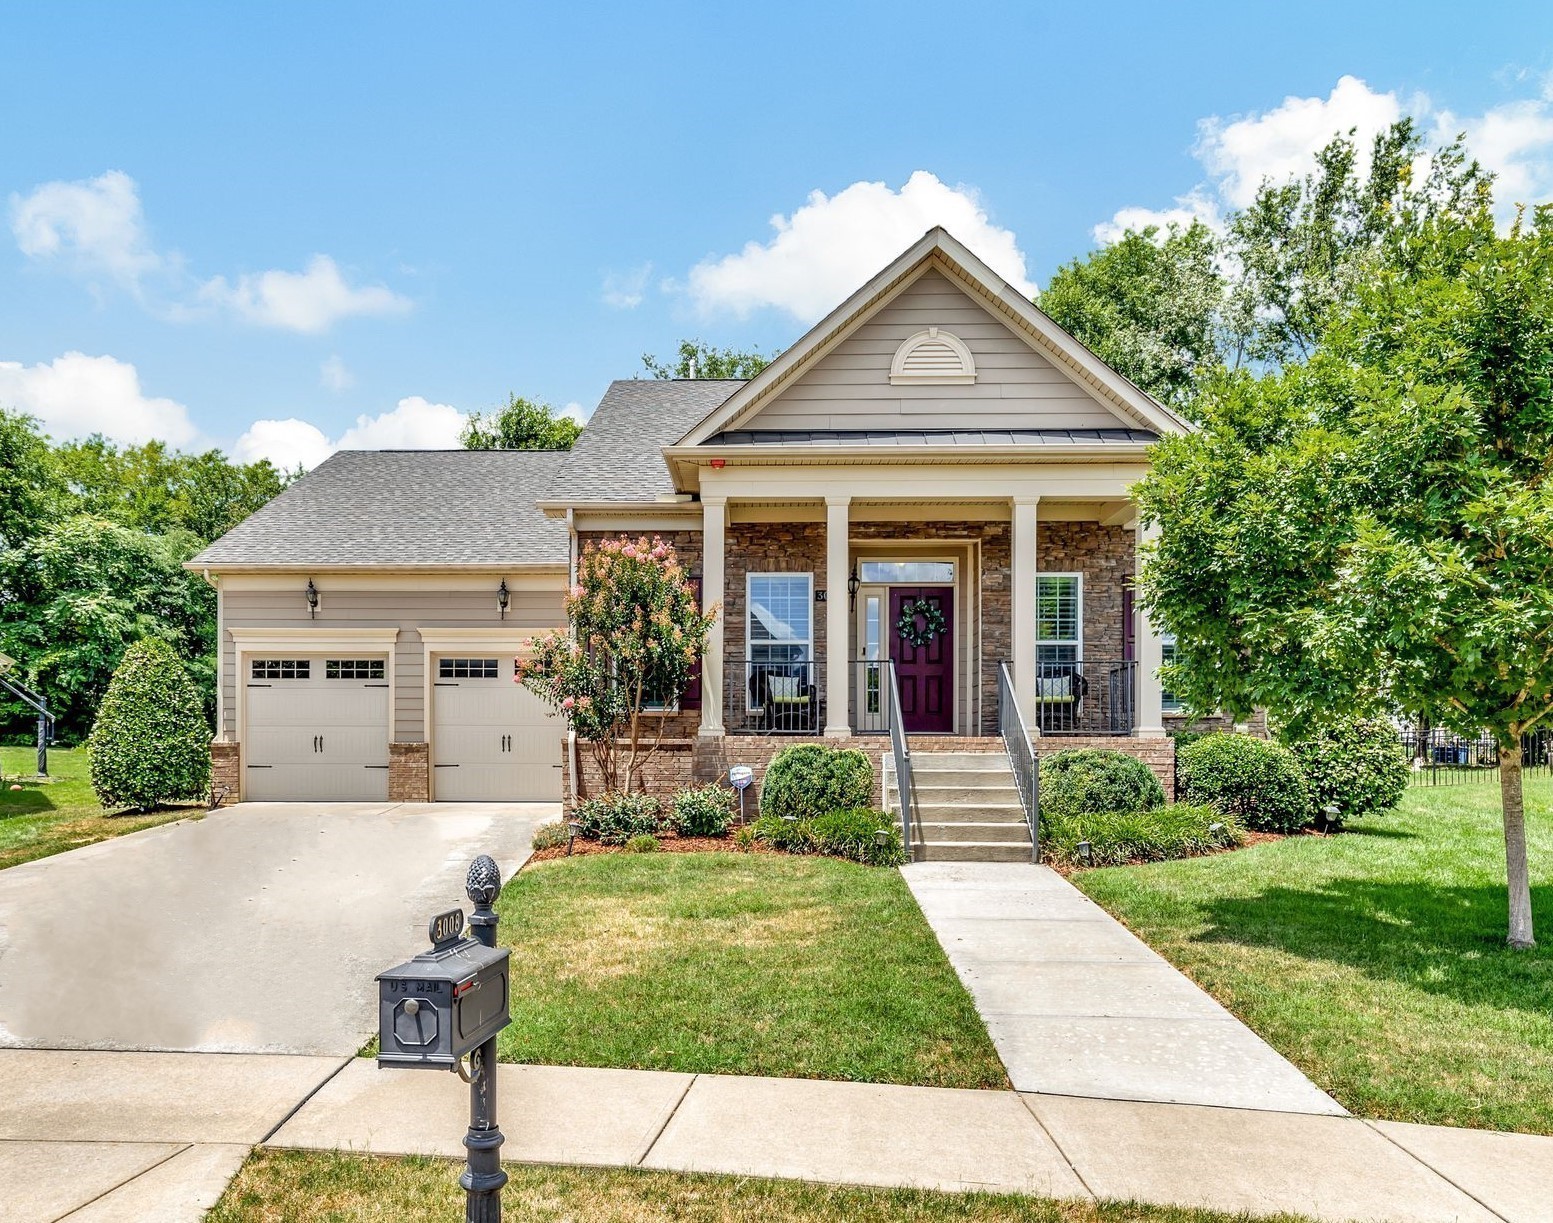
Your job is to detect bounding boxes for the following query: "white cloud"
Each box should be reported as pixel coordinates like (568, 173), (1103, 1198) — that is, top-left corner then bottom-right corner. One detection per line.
(1097, 74), (1553, 242)
(234, 396), (466, 471)
(9, 170), (162, 289)
(200, 255), (411, 334)
(683, 171), (1036, 321)
(558, 400), (589, 424)
(602, 263), (652, 309)
(319, 355), (354, 392)
(0, 351), (196, 447)
(231, 418), (333, 472)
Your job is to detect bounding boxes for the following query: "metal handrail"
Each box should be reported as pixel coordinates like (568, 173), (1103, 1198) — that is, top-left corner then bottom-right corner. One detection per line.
(883, 660), (916, 852)
(999, 661), (1040, 863)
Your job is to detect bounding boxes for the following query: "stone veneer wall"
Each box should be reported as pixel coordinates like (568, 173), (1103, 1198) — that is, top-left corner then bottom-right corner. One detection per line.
(390, 741), (430, 802)
(210, 740), (241, 806)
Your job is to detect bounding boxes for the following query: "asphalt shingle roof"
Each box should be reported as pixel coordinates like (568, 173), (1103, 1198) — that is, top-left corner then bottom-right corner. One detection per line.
(190, 449), (571, 568)
(548, 379), (744, 502)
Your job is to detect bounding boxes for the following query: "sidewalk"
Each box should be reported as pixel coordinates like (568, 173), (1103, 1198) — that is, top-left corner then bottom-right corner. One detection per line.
(901, 861), (1344, 1113)
(269, 1058), (1553, 1223)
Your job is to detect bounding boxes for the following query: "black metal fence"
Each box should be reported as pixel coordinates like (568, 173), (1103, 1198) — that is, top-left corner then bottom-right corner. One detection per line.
(1400, 728), (1553, 786)
(1034, 659), (1137, 735)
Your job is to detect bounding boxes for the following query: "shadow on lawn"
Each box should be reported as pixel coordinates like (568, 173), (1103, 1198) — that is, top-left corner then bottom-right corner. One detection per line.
(1193, 880), (1551, 1013)
(0, 784), (57, 818)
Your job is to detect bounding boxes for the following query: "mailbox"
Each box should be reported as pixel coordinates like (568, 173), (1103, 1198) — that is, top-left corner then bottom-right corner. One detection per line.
(376, 909), (511, 1070)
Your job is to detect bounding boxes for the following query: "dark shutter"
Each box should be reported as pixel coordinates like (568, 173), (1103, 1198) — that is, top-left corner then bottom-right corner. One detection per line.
(681, 576), (703, 710)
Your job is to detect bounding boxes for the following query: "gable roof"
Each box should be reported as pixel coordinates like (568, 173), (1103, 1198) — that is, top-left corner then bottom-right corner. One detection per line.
(673, 227), (1191, 447)
(544, 379), (744, 505)
(188, 449), (571, 570)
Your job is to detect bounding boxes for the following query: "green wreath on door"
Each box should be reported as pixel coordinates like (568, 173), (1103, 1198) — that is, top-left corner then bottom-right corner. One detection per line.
(896, 597), (947, 649)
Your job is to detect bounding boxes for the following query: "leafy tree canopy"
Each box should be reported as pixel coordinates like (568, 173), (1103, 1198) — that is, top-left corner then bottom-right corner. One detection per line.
(641, 339), (776, 381)
(0, 410), (65, 550)
(460, 394), (581, 451)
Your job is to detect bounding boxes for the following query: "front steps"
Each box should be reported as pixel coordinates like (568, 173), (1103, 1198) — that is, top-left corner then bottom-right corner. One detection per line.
(885, 750), (1033, 863)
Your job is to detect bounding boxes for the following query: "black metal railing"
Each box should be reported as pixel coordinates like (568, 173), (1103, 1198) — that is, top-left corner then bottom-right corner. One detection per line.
(885, 660), (916, 851)
(1400, 728), (1553, 787)
(1033, 659), (1138, 735)
(726, 657), (824, 735)
(999, 661), (1040, 863)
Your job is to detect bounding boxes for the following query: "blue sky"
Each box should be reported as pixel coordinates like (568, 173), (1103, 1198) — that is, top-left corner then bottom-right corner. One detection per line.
(5, 1), (1553, 469)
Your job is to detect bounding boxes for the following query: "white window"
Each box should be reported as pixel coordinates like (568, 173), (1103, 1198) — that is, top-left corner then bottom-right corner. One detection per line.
(439, 658), (500, 680)
(1036, 574), (1082, 665)
(858, 560), (955, 584)
(748, 573), (812, 665)
(1160, 633), (1182, 711)
(889, 327), (976, 385)
(326, 659), (385, 681)
(251, 659), (310, 680)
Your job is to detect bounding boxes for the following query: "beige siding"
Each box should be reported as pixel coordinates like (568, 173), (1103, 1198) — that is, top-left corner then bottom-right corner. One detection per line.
(222, 588), (563, 742)
(747, 269), (1128, 432)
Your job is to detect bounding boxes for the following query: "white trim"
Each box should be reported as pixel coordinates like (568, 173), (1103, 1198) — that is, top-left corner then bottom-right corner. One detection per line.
(212, 572), (565, 593)
(1159, 632), (1182, 713)
(850, 552), (962, 734)
(745, 571), (814, 714)
(889, 326), (977, 385)
(234, 634), (396, 766)
(1036, 572), (1084, 663)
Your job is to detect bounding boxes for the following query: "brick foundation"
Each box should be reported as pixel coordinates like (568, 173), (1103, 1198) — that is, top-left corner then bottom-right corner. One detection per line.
(390, 742), (430, 802)
(1037, 734), (1175, 800)
(210, 740), (241, 806)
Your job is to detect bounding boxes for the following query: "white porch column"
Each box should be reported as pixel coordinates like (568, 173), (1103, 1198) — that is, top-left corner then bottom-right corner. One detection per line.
(824, 495), (852, 738)
(1010, 496), (1039, 728)
(1135, 517), (1166, 737)
(699, 496), (726, 737)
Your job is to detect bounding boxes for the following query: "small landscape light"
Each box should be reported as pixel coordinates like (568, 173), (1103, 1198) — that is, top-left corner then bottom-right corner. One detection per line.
(1076, 840), (1093, 866)
(781, 814), (798, 823)
(1208, 821), (1225, 834)
(567, 819), (583, 855)
(874, 829), (890, 848)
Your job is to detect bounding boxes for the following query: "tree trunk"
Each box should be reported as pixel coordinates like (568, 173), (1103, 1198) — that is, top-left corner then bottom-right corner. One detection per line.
(1499, 738), (1536, 950)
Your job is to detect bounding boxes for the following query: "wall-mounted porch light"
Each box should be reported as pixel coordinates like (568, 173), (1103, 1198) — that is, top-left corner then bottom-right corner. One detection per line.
(497, 579), (510, 620)
(305, 579), (319, 619)
(848, 563), (861, 611)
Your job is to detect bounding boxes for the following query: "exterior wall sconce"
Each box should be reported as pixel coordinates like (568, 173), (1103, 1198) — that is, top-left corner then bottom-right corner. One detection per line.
(848, 563), (860, 610)
(306, 579), (319, 619)
(497, 579), (509, 620)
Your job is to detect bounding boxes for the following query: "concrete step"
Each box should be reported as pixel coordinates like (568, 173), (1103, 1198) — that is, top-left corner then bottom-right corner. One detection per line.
(909, 783), (1024, 804)
(901, 767), (1016, 789)
(913, 840), (1034, 863)
(913, 802), (1028, 823)
(917, 821), (1031, 844)
(910, 752), (1013, 771)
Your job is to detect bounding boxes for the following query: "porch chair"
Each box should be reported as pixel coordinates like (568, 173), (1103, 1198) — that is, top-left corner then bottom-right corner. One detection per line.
(747, 664), (822, 734)
(1035, 666), (1088, 733)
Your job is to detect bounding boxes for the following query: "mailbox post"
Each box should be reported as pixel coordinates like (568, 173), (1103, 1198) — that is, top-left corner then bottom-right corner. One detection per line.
(376, 853), (511, 1222)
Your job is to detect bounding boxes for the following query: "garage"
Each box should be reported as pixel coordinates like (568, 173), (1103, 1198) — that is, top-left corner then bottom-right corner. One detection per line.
(432, 655), (563, 801)
(244, 655), (391, 801)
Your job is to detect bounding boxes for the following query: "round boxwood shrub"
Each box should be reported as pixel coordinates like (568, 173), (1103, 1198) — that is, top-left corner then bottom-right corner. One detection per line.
(1178, 732), (1311, 833)
(1039, 749), (1166, 820)
(86, 638), (210, 812)
(1286, 718), (1410, 827)
(758, 744), (872, 822)
(672, 784), (736, 837)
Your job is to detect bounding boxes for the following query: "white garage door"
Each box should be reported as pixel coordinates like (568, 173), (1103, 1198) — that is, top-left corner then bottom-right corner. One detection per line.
(432, 656), (562, 802)
(244, 656), (391, 801)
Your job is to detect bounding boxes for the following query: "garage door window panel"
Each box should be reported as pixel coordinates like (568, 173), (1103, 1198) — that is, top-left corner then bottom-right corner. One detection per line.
(251, 659), (310, 681)
(327, 659), (386, 681)
(439, 658), (500, 680)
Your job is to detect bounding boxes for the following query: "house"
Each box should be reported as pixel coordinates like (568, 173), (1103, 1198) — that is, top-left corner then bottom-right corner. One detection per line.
(189, 227), (1188, 834)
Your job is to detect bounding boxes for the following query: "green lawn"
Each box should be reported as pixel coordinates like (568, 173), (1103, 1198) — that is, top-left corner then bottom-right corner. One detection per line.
(493, 852), (1007, 1088)
(1074, 777), (1553, 1134)
(210, 1150), (1309, 1223)
(0, 745), (202, 870)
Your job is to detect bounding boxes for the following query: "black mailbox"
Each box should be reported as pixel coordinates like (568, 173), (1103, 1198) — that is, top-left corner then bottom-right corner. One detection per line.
(377, 908), (511, 1070)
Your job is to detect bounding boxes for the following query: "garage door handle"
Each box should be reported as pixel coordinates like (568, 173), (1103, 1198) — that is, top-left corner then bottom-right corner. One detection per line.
(246, 764), (273, 769)
(435, 763), (459, 768)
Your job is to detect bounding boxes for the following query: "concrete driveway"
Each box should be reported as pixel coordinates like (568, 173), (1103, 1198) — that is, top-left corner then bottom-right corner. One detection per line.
(0, 800), (551, 1055)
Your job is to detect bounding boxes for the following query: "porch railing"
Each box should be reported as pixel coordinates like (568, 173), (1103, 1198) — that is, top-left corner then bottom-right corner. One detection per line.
(885, 659), (916, 852)
(999, 661), (1040, 863)
(1033, 659), (1138, 735)
(724, 656), (895, 735)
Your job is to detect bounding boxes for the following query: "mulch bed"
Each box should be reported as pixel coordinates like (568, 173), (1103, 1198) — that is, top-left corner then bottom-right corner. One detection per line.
(527, 829), (771, 864)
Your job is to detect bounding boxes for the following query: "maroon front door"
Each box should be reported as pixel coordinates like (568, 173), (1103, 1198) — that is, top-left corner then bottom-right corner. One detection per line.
(891, 587), (954, 733)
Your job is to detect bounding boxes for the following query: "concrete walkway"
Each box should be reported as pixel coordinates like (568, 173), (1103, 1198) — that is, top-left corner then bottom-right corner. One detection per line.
(902, 860), (1344, 1114)
(268, 1059), (1553, 1223)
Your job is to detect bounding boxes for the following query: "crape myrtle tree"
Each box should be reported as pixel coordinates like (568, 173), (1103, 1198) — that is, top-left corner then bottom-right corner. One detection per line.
(1135, 200), (1553, 948)
(519, 536), (718, 794)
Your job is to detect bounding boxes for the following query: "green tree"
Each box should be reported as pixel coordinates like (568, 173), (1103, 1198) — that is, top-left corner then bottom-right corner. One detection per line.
(459, 395), (581, 451)
(0, 516), (214, 741)
(87, 637), (210, 811)
(642, 339), (775, 380)
(1041, 222), (1225, 411)
(1135, 202), (1551, 948)
(0, 409), (65, 549)
(519, 535), (717, 793)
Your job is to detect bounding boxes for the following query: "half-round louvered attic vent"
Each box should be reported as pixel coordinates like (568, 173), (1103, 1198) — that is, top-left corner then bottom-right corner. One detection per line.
(888, 327), (977, 385)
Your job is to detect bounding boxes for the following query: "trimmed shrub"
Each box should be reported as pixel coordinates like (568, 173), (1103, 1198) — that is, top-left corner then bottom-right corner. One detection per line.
(624, 833), (659, 853)
(1178, 733), (1311, 832)
(1043, 803), (1243, 867)
(86, 639), (210, 812)
(758, 744), (872, 822)
(573, 791), (672, 845)
(810, 809), (907, 867)
(531, 820), (570, 851)
(672, 784), (736, 837)
(1039, 749), (1166, 820)
(1286, 719), (1410, 827)
(751, 812), (814, 853)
